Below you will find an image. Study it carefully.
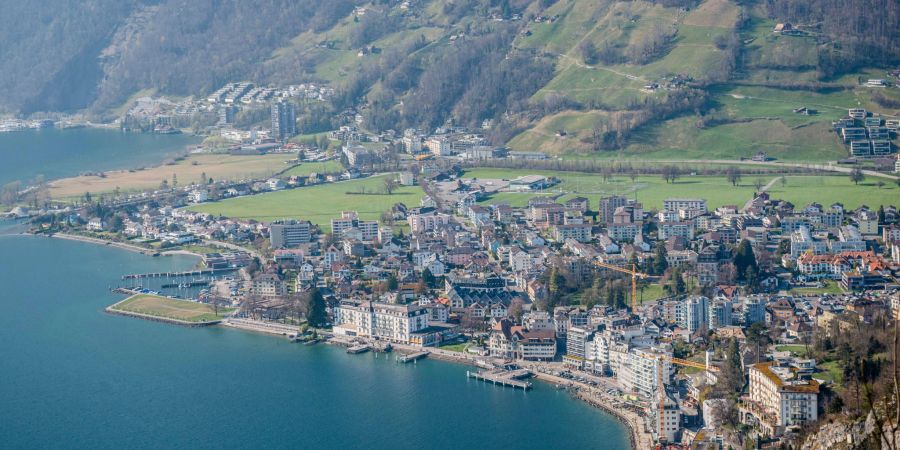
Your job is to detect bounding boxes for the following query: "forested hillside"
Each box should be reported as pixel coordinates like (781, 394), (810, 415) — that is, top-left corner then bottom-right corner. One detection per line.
(1, 0), (898, 159)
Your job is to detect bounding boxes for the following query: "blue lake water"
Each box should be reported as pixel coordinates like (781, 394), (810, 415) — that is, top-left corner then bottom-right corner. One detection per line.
(0, 235), (631, 449)
(0, 128), (197, 186)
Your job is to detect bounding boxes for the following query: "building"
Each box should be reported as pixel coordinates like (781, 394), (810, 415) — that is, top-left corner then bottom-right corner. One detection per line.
(408, 213), (452, 234)
(789, 226), (827, 260)
(489, 319), (557, 361)
(745, 361), (818, 435)
(663, 198), (708, 214)
(269, 220), (312, 248)
(676, 296), (709, 333)
(333, 300), (429, 344)
(599, 195), (629, 224)
(554, 224), (593, 242)
(250, 273), (287, 298)
(270, 101), (296, 140)
(708, 298), (732, 329)
(742, 296), (766, 325)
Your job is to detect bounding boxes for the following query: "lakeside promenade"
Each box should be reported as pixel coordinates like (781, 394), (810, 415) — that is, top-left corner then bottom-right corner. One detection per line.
(385, 342), (652, 449)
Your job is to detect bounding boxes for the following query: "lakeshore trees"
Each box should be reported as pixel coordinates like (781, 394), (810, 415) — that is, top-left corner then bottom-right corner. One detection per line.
(306, 287), (327, 328)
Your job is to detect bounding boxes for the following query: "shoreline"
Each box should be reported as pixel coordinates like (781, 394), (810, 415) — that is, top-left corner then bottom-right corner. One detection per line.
(33, 233), (646, 449)
(46, 232), (207, 260)
(105, 296), (222, 327)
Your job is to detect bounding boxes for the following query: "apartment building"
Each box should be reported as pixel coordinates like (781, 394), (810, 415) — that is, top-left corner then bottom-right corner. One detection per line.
(746, 361), (818, 435)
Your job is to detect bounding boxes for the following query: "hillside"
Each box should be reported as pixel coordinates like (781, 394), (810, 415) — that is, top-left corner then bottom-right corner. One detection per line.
(2, 0), (899, 162)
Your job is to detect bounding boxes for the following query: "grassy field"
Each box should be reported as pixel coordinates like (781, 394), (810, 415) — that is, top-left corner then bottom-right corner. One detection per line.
(283, 160), (344, 177)
(187, 174), (423, 230)
(439, 343), (469, 353)
(463, 168), (897, 210)
(110, 294), (232, 323)
(789, 280), (844, 296)
(49, 153), (297, 199)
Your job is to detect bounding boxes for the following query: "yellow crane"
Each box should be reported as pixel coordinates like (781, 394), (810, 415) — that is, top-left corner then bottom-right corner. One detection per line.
(593, 260), (649, 315)
(633, 352), (720, 444)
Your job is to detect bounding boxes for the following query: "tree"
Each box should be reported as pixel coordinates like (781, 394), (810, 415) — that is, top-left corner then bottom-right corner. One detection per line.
(850, 168), (865, 185)
(719, 338), (744, 395)
(306, 288), (327, 327)
(421, 268), (435, 287)
(754, 178), (764, 191)
(384, 177), (399, 195)
(386, 273), (398, 291)
(172, 173), (178, 189)
(652, 245), (669, 275)
(200, 172), (208, 185)
(780, 175), (787, 187)
(725, 167), (742, 186)
(509, 298), (525, 323)
(733, 239), (758, 282)
(673, 268), (686, 295)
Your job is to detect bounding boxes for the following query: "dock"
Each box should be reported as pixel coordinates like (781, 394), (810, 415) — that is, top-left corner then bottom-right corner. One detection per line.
(397, 351), (429, 363)
(122, 268), (232, 280)
(347, 344), (371, 354)
(467, 368), (533, 390)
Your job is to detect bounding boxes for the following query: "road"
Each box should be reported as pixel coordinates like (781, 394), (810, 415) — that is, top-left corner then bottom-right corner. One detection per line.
(646, 158), (899, 181)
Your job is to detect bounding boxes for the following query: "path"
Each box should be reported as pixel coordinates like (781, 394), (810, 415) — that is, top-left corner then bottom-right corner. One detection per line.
(741, 175), (780, 212)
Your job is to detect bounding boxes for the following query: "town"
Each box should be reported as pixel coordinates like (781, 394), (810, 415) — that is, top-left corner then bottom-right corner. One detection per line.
(6, 96), (900, 449)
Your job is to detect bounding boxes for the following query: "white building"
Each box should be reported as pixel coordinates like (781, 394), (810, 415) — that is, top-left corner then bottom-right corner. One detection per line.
(746, 362), (819, 435)
(334, 300), (429, 344)
(663, 198), (708, 214)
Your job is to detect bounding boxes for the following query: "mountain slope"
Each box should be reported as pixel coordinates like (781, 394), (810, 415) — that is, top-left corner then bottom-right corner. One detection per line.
(1, 0), (898, 162)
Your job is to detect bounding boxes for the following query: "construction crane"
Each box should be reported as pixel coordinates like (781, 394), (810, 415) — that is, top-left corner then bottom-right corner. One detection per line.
(633, 351), (720, 444)
(593, 260), (648, 315)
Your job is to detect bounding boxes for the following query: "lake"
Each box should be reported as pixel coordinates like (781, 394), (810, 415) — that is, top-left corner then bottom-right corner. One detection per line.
(0, 235), (631, 449)
(0, 128), (197, 186)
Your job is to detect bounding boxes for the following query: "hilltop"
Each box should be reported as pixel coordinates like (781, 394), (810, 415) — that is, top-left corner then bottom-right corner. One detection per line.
(1, 0), (898, 161)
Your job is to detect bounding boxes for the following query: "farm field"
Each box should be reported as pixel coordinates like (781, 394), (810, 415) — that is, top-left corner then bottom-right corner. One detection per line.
(49, 153), (296, 198)
(462, 168), (898, 210)
(187, 174), (424, 230)
(110, 294), (233, 323)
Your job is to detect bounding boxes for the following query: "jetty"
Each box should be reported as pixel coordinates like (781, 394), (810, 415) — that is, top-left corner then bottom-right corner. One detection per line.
(123, 268), (232, 280)
(347, 344), (371, 354)
(467, 368), (533, 390)
(397, 351), (429, 363)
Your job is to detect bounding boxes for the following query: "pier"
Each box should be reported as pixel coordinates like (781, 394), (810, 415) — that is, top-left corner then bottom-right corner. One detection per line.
(466, 368), (533, 390)
(347, 344), (371, 354)
(397, 351), (429, 363)
(123, 268), (233, 280)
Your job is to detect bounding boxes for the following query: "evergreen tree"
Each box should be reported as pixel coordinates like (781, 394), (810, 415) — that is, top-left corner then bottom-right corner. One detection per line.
(421, 268), (435, 287)
(386, 273), (398, 291)
(652, 245), (669, 275)
(733, 239), (758, 281)
(674, 269), (686, 295)
(306, 288), (327, 328)
(745, 266), (760, 293)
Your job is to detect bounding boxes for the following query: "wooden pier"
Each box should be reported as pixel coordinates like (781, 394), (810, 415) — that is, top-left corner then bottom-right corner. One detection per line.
(397, 351), (429, 363)
(467, 368), (533, 390)
(122, 268), (232, 280)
